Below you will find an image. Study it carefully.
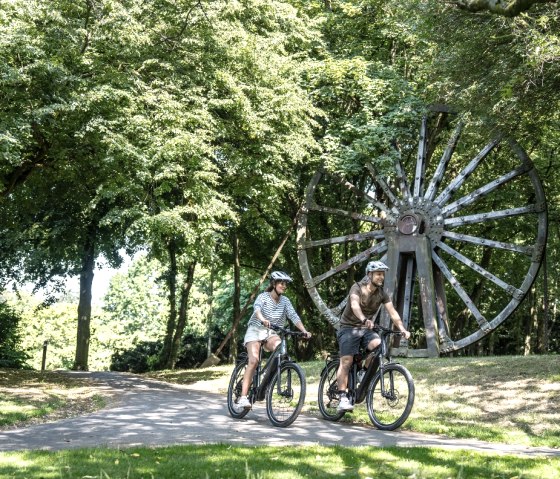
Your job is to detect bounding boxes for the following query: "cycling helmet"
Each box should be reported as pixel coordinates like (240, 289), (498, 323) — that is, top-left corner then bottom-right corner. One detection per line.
(365, 260), (389, 273)
(270, 271), (293, 283)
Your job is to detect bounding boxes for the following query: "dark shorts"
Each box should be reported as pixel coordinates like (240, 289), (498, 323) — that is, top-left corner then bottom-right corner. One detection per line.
(337, 327), (380, 357)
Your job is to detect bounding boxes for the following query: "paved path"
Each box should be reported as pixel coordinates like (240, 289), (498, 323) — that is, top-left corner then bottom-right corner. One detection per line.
(0, 371), (558, 457)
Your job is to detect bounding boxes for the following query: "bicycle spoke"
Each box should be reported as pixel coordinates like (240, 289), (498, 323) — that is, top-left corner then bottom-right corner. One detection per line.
(227, 361), (251, 419)
(318, 359), (345, 421)
(367, 364), (414, 431)
(266, 363), (306, 427)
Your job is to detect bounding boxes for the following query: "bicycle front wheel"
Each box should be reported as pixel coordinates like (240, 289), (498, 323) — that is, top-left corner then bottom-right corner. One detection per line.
(265, 362), (306, 427)
(317, 359), (346, 421)
(227, 360), (251, 419)
(366, 363), (414, 431)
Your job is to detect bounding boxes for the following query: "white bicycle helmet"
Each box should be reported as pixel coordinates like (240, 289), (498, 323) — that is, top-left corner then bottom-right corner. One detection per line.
(270, 271), (293, 283)
(365, 260), (389, 273)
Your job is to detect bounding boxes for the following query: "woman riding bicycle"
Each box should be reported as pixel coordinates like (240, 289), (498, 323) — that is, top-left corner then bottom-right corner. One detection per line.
(236, 271), (312, 410)
(336, 260), (410, 412)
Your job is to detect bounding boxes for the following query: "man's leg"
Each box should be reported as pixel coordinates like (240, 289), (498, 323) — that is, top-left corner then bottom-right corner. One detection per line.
(364, 333), (381, 368)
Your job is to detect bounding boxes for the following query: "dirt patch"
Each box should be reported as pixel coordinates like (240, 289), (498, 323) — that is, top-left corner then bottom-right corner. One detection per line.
(0, 369), (121, 430)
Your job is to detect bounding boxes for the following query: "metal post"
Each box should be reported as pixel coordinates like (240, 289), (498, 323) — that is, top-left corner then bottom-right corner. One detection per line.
(41, 340), (48, 372)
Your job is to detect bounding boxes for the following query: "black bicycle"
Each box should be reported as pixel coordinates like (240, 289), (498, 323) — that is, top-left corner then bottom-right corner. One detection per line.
(227, 324), (307, 427)
(318, 325), (415, 430)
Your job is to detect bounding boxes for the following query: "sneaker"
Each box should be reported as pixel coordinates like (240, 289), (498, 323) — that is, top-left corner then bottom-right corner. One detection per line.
(337, 395), (354, 412)
(236, 396), (251, 410)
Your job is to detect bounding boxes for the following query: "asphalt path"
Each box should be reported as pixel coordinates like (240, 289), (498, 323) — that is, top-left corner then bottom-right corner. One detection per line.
(0, 371), (558, 457)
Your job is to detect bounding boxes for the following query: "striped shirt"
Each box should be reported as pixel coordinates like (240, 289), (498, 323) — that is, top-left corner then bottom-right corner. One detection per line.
(247, 292), (302, 329)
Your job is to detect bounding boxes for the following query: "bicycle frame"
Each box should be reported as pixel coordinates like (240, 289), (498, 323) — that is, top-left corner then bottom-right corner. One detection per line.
(250, 326), (299, 402)
(328, 326), (399, 405)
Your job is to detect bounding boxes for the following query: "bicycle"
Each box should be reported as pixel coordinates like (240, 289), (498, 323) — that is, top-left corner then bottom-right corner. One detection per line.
(318, 325), (415, 430)
(227, 324), (307, 427)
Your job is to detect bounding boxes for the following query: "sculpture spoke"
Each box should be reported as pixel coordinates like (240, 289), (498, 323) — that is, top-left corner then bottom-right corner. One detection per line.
(442, 164), (531, 216)
(435, 136), (502, 206)
(444, 204), (544, 228)
(310, 241), (387, 287)
(436, 241), (524, 299)
(432, 252), (491, 331)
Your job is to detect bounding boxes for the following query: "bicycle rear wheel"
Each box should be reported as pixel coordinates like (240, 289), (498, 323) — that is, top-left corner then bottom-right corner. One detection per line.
(317, 359), (346, 421)
(366, 363), (414, 430)
(266, 362), (306, 427)
(227, 360), (251, 419)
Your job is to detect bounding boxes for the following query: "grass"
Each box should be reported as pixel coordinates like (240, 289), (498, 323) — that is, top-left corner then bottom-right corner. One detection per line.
(0, 369), (108, 429)
(3, 356), (559, 449)
(146, 354), (560, 449)
(0, 444), (559, 479)
(1, 357), (559, 478)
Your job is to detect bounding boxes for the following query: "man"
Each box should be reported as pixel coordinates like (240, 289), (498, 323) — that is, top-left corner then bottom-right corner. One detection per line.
(336, 260), (411, 411)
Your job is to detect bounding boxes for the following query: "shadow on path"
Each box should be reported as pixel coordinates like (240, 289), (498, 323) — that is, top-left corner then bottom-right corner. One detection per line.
(0, 371), (558, 457)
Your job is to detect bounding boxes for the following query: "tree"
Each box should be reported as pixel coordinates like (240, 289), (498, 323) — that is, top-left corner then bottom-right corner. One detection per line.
(450, 0), (557, 17)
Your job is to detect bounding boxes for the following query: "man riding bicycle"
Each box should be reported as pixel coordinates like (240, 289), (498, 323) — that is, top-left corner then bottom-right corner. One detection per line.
(335, 260), (411, 412)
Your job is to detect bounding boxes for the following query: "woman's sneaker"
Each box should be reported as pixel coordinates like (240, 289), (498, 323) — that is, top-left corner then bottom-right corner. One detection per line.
(237, 396), (251, 410)
(337, 395), (354, 411)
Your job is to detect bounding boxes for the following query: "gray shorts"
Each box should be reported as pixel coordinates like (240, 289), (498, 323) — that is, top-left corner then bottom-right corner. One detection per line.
(337, 327), (380, 357)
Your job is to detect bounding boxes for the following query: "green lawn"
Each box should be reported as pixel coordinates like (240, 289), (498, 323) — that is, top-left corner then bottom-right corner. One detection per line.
(1, 356), (559, 479)
(147, 354), (560, 449)
(299, 354), (560, 449)
(0, 444), (559, 479)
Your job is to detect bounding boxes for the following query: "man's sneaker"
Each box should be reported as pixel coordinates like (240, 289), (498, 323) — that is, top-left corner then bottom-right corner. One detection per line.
(236, 396), (251, 410)
(337, 395), (354, 412)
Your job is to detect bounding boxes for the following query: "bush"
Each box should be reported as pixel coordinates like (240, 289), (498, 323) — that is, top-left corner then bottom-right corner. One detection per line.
(110, 340), (163, 373)
(0, 300), (30, 369)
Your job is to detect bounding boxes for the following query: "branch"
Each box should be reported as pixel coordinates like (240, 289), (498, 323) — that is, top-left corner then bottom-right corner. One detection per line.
(449, 0), (557, 16)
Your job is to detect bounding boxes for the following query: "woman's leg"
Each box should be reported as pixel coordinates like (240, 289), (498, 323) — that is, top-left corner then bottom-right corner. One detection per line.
(241, 341), (261, 396)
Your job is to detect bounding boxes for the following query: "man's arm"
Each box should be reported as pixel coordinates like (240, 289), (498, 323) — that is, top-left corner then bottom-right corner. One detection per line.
(384, 301), (411, 339)
(350, 292), (368, 323)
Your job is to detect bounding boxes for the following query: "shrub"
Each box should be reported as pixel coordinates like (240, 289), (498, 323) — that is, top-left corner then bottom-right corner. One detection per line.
(110, 340), (163, 373)
(0, 300), (31, 369)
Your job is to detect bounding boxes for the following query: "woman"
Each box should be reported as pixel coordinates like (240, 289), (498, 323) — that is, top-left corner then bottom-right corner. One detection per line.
(236, 271), (312, 410)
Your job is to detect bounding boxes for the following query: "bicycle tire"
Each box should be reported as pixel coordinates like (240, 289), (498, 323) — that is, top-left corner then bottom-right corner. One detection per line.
(227, 360), (251, 419)
(366, 363), (414, 430)
(317, 359), (346, 421)
(265, 362), (306, 427)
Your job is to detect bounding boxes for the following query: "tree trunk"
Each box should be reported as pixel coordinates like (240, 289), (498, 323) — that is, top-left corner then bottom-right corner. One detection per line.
(167, 261), (197, 369)
(538, 247), (549, 353)
(73, 226), (96, 371)
(158, 239), (178, 369)
(229, 232), (241, 362)
(206, 267), (216, 358)
(524, 285), (536, 355)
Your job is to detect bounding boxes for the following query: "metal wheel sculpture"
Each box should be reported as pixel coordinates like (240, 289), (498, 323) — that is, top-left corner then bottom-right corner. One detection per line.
(297, 110), (547, 357)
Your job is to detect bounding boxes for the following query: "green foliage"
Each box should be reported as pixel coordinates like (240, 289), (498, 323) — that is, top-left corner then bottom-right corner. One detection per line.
(1, 0), (559, 363)
(110, 341), (162, 374)
(98, 255), (167, 347)
(7, 292), (80, 370)
(306, 56), (422, 175)
(0, 300), (30, 369)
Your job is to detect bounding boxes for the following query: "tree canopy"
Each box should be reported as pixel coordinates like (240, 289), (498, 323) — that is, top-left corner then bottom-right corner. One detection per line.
(1, 0), (558, 368)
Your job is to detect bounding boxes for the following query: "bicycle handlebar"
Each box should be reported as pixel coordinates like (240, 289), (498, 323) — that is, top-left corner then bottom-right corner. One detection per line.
(270, 324), (309, 338)
(372, 325), (403, 336)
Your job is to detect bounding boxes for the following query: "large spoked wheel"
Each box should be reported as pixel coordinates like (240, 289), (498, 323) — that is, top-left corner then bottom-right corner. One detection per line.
(227, 360), (250, 419)
(317, 359), (346, 421)
(366, 363), (414, 430)
(297, 111), (547, 356)
(266, 362), (306, 427)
